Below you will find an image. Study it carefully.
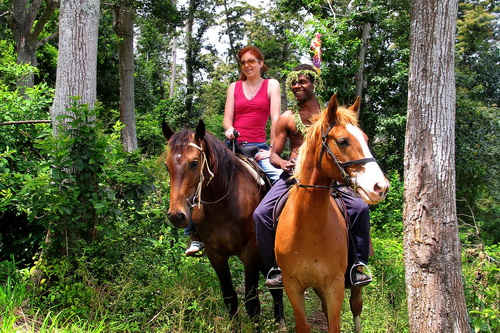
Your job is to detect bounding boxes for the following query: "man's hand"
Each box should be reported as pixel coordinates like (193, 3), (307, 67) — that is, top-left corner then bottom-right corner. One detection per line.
(281, 158), (296, 173)
(254, 149), (270, 161)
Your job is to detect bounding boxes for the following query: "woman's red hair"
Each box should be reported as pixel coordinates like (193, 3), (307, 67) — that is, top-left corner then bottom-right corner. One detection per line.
(238, 45), (269, 81)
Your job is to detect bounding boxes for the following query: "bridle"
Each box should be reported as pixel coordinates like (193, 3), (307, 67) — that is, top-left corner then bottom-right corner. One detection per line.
(298, 122), (376, 192)
(186, 141), (232, 208)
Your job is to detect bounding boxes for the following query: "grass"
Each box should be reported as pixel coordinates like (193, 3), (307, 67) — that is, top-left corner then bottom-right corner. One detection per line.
(0, 252), (409, 332)
(1, 239), (497, 332)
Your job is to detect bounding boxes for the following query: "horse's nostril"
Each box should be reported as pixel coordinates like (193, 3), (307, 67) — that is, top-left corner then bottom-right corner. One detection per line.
(167, 212), (186, 223)
(374, 182), (389, 197)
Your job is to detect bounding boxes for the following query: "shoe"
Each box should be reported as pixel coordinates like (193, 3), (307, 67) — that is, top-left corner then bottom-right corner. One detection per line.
(265, 267), (284, 290)
(185, 241), (204, 256)
(350, 262), (372, 287)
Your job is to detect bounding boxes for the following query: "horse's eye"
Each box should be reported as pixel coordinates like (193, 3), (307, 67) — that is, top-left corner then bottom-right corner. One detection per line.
(189, 160), (199, 169)
(337, 138), (349, 147)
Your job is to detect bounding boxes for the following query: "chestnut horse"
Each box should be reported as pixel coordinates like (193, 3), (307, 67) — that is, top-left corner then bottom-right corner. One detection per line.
(276, 95), (389, 333)
(162, 120), (284, 328)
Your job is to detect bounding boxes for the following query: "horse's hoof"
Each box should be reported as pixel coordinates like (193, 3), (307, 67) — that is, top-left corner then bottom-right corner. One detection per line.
(354, 316), (361, 333)
(277, 319), (287, 332)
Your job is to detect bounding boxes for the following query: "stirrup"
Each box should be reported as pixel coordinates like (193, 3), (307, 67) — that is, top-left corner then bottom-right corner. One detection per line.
(265, 267), (283, 290)
(185, 241), (205, 257)
(350, 262), (372, 287)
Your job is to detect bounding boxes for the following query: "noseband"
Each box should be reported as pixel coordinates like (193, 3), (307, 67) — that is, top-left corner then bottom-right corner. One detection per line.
(311, 123), (376, 190)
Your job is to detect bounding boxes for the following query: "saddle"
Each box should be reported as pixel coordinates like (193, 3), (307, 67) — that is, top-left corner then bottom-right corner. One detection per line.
(227, 140), (272, 191)
(272, 179), (348, 228)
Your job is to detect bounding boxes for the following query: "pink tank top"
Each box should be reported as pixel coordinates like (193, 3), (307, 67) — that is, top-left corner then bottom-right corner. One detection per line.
(233, 79), (270, 143)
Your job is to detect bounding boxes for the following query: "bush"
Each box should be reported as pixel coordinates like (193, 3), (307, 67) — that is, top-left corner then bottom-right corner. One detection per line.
(0, 43), (53, 266)
(370, 171), (404, 238)
(462, 244), (499, 333)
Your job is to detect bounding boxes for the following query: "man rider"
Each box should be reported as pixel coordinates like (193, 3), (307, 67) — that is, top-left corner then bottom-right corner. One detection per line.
(253, 64), (372, 289)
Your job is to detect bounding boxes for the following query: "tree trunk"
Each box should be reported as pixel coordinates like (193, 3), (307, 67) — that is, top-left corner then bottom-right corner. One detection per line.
(115, 5), (138, 152)
(169, 36), (177, 98)
(355, 22), (370, 101)
(9, 0), (57, 89)
(185, 0), (195, 116)
(32, 0), (100, 276)
(404, 0), (470, 332)
(223, 0), (239, 65)
(51, 0), (100, 133)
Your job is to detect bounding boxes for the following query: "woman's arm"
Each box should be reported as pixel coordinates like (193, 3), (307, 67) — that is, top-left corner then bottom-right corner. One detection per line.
(223, 82), (236, 139)
(268, 79), (281, 146)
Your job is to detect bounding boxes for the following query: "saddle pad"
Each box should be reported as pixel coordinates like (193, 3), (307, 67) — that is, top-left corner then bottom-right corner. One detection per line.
(237, 155), (268, 187)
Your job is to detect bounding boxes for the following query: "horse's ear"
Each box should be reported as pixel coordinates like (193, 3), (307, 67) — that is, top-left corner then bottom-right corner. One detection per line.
(195, 119), (205, 141)
(162, 121), (174, 140)
(325, 94), (338, 125)
(348, 96), (361, 120)
(349, 96), (361, 113)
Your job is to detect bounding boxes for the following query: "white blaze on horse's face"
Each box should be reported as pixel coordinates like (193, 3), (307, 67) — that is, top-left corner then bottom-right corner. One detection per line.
(346, 124), (389, 204)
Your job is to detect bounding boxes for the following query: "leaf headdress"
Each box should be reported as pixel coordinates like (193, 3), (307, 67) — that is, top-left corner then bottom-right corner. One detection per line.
(285, 68), (324, 136)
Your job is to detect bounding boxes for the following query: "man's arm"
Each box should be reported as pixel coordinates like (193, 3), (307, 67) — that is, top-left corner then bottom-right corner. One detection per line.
(270, 113), (293, 171)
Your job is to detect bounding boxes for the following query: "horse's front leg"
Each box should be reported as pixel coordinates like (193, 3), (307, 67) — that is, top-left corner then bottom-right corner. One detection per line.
(207, 253), (238, 318)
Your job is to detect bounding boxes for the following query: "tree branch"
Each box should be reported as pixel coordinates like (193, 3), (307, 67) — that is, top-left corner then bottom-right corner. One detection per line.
(31, 0), (58, 40)
(36, 29), (59, 48)
(0, 120), (52, 126)
(27, 0), (43, 29)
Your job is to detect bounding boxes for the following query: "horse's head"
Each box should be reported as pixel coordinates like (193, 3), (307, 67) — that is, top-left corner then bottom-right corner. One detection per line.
(162, 120), (208, 228)
(296, 95), (389, 204)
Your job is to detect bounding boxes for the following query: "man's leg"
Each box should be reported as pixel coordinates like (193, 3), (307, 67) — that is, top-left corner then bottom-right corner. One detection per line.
(257, 157), (283, 184)
(253, 177), (289, 288)
(339, 188), (372, 286)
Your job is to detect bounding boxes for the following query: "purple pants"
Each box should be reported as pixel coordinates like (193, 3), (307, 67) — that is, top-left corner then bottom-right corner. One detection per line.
(253, 177), (370, 273)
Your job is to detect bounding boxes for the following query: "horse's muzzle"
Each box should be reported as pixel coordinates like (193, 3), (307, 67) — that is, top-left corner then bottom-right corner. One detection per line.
(167, 211), (188, 228)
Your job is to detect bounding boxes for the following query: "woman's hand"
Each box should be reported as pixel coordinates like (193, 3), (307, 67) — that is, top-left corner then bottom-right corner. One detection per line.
(225, 127), (235, 139)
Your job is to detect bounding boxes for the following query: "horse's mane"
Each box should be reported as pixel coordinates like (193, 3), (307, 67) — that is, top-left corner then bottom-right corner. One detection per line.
(294, 105), (359, 181)
(168, 129), (244, 187)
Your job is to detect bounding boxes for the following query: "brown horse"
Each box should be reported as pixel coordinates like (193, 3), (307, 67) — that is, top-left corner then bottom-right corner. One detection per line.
(276, 95), (389, 333)
(162, 120), (284, 328)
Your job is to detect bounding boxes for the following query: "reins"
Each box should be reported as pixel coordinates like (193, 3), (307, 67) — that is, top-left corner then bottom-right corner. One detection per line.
(296, 182), (343, 191)
(187, 142), (232, 208)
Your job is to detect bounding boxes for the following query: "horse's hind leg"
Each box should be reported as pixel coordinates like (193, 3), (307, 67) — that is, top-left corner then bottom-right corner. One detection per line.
(243, 259), (260, 322)
(283, 276), (310, 333)
(208, 254), (238, 318)
(349, 286), (363, 333)
(313, 288), (328, 327)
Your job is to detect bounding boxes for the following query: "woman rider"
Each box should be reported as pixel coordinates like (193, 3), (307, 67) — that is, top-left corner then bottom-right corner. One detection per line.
(185, 45), (283, 256)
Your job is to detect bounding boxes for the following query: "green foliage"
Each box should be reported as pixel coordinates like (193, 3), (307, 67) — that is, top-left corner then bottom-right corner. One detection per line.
(455, 93), (499, 245)
(134, 15), (174, 114)
(0, 259), (27, 316)
(286, 0), (411, 173)
(370, 171), (404, 238)
(155, 93), (197, 129)
(0, 42), (54, 265)
(462, 244), (499, 333)
(456, 1), (499, 105)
